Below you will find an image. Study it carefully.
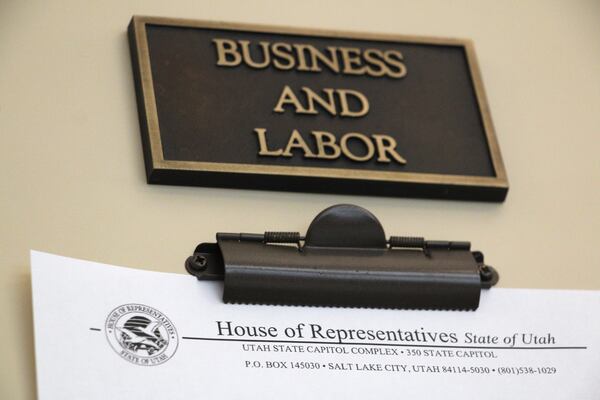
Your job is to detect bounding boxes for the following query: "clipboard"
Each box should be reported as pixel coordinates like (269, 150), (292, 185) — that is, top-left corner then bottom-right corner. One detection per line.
(186, 204), (498, 310)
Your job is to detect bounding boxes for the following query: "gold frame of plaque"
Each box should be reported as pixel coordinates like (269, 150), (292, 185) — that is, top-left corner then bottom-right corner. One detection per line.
(128, 16), (508, 201)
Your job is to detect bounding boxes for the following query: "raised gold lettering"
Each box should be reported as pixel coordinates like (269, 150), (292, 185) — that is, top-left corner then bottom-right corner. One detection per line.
(282, 129), (317, 158)
(383, 50), (407, 78)
(307, 46), (340, 73)
(311, 131), (341, 159)
(338, 89), (370, 117)
(372, 134), (407, 164)
(239, 40), (271, 69)
(253, 128), (407, 165)
(212, 39), (408, 79)
(363, 49), (388, 78)
(302, 87), (337, 116)
(273, 86), (309, 114)
(292, 44), (312, 71)
(253, 128), (283, 156)
(340, 132), (375, 162)
(271, 42), (295, 70)
(212, 39), (242, 67)
(339, 47), (368, 75)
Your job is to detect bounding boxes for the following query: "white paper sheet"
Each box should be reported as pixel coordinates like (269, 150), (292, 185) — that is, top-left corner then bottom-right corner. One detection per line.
(31, 251), (600, 399)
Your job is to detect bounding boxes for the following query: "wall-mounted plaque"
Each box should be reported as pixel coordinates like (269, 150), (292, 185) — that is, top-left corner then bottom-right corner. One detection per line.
(128, 16), (508, 201)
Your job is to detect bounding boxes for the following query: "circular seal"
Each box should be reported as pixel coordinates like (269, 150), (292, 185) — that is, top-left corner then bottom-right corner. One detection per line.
(105, 304), (178, 366)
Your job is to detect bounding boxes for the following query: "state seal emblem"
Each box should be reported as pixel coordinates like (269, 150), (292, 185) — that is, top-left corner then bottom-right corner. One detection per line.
(105, 304), (178, 366)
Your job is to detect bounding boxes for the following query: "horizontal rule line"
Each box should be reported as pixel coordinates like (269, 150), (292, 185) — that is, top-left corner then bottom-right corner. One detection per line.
(89, 328), (101, 331)
(180, 336), (587, 350)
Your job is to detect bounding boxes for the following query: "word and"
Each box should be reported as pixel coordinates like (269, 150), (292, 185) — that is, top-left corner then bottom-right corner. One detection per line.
(273, 86), (368, 117)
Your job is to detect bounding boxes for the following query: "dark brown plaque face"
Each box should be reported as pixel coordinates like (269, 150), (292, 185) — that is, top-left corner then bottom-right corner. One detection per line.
(128, 16), (508, 201)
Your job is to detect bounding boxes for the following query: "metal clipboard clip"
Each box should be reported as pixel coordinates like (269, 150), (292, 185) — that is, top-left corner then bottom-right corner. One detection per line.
(185, 204), (499, 310)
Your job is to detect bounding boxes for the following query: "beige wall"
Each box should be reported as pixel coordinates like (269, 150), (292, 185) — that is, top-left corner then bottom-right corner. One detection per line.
(1, 0), (599, 398)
